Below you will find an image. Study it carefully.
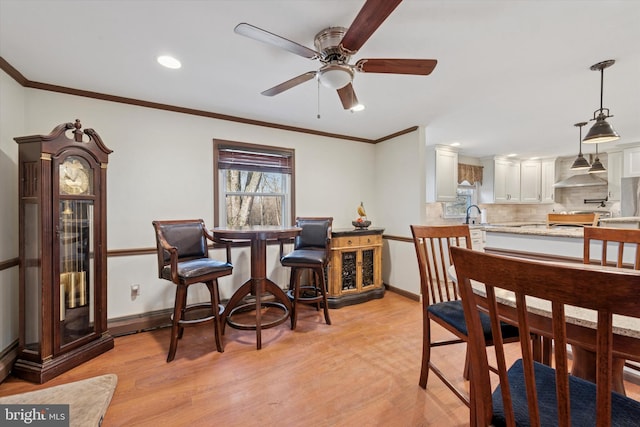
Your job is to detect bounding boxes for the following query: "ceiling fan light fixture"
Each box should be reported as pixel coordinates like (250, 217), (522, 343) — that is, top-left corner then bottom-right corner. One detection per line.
(583, 59), (620, 144)
(318, 64), (353, 90)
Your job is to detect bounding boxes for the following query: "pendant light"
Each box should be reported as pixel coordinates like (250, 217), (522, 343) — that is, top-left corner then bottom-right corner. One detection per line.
(583, 59), (620, 144)
(570, 122), (591, 170)
(588, 144), (606, 173)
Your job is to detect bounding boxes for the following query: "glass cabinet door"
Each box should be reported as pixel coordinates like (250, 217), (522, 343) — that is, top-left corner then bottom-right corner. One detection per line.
(57, 155), (95, 348)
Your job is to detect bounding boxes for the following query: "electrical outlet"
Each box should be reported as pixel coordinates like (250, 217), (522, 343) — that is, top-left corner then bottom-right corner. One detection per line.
(130, 284), (140, 300)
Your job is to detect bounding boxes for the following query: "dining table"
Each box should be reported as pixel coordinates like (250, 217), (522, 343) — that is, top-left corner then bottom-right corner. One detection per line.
(212, 225), (301, 349)
(448, 262), (640, 395)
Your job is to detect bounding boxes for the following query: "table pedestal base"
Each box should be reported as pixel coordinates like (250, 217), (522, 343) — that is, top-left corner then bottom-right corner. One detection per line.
(222, 278), (291, 349)
(571, 345), (626, 395)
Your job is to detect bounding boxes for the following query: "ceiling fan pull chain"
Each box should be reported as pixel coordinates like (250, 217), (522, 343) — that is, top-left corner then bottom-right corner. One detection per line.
(317, 78), (321, 119)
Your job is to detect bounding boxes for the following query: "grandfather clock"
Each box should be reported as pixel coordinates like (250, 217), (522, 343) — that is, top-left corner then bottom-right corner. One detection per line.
(14, 120), (114, 383)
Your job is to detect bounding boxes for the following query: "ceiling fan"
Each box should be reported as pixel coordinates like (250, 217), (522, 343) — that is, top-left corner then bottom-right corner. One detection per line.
(234, 0), (437, 110)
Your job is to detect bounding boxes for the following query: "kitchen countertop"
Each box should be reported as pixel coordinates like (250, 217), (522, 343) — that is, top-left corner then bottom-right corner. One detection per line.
(600, 217), (640, 224)
(477, 223), (584, 238)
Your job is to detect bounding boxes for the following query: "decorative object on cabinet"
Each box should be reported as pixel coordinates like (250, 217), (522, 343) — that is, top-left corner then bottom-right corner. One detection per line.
(583, 59), (620, 144)
(14, 120), (114, 383)
(328, 228), (384, 309)
(570, 122), (591, 170)
(352, 201), (371, 229)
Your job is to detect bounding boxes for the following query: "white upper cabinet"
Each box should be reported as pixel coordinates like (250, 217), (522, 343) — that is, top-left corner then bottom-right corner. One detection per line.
(608, 151), (623, 201)
(623, 146), (640, 177)
(426, 145), (458, 202)
(480, 157), (520, 203)
(540, 158), (556, 203)
(480, 157), (555, 204)
(520, 160), (542, 203)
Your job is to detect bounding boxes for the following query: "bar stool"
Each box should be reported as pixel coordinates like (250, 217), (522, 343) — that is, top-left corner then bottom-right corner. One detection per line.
(280, 217), (332, 329)
(152, 219), (233, 362)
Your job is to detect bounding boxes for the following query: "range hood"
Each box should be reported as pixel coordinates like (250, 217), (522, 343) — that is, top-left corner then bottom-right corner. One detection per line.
(553, 173), (608, 188)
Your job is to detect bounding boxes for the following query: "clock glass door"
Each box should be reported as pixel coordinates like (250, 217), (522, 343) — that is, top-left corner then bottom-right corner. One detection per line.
(58, 156), (95, 348)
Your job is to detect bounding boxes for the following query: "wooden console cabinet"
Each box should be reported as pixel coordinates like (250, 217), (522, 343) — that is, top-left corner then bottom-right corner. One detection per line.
(328, 228), (384, 308)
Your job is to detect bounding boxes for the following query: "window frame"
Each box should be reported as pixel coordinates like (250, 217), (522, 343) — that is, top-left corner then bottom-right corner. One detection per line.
(213, 139), (296, 227)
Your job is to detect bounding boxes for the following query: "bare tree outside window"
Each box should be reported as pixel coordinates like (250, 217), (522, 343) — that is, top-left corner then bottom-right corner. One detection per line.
(214, 139), (294, 227)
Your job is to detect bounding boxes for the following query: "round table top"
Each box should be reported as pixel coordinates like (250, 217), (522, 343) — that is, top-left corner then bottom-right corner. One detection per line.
(211, 225), (302, 240)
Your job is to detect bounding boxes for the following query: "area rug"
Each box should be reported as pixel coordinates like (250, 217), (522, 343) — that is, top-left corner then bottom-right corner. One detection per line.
(0, 374), (117, 426)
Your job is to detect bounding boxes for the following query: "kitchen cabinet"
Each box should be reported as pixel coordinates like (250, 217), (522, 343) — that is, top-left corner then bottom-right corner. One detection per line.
(480, 157), (520, 203)
(470, 228), (485, 251)
(426, 145), (458, 202)
(520, 160), (542, 203)
(608, 151), (623, 200)
(540, 159), (556, 203)
(623, 146), (640, 177)
(328, 229), (384, 308)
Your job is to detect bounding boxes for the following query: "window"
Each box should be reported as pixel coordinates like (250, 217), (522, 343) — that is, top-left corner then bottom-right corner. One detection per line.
(442, 183), (477, 218)
(213, 139), (295, 227)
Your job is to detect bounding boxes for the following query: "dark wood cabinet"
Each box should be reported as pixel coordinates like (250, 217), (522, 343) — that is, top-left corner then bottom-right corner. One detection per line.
(14, 120), (114, 383)
(328, 228), (384, 308)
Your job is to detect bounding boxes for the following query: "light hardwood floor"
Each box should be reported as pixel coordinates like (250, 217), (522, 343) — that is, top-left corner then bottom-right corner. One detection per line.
(1, 291), (638, 426)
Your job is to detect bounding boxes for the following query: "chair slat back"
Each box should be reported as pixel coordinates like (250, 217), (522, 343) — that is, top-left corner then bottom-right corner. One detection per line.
(450, 247), (640, 427)
(584, 226), (640, 269)
(411, 225), (472, 306)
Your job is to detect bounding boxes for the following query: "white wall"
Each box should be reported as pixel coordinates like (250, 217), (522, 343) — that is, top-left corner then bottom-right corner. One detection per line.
(0, 70), (24, 351)
(374, 127), (425, 296)
(1, 71), (380, 331)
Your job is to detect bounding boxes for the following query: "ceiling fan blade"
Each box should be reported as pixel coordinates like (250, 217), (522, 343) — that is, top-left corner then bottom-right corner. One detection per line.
(234, 23), (319, 59)
(337, 83), (359, 110)
(261, 71), (317, 96)
(355, 58), (437, 75)
(340, 0), (403, 54)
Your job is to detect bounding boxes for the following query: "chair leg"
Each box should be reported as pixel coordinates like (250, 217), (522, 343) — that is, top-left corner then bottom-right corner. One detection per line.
(168, 284), (188, 362)
(290, 268), (300, 330)
(206, 280), (224, 353)
(317, 267), (331, 325)
(463, 346), (471, 380)
(419, 317), (432, 388)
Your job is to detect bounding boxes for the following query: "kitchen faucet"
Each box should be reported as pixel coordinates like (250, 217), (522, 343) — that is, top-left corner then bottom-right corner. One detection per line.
(465, 204), (482, 224)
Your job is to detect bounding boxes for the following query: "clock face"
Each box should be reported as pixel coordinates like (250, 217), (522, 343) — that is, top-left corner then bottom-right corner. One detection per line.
(59, 158), (90, 195)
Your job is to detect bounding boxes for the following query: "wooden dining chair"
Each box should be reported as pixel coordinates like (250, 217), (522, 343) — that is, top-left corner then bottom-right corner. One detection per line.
(584, 225), (640, 380)
(410, 225), (520, 406)
(584, 226), (640, 269)
(152, 219), (233, 362)
(450, 246), (640, 427)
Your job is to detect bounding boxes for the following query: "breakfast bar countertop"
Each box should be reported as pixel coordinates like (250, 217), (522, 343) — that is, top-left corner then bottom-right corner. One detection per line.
(475, 223), (584, 239)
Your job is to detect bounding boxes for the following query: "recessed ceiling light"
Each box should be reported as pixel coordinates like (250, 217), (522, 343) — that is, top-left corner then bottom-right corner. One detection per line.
(350, 104), (365, 112)
(157, 55), (181, 69)
(450, 142), (461, 147)
(507, 153), (517, 158)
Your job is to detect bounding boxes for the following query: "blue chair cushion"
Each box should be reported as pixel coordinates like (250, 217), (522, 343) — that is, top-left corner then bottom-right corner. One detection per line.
(492, 359), (640, 427)
(427, 300), (519, 340)
(161, 258), (232, 281)
(281, 248), (327, 266)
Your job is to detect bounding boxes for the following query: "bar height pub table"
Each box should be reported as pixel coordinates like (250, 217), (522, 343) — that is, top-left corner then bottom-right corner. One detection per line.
(213, 225), (301, 349)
